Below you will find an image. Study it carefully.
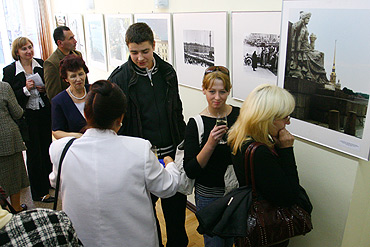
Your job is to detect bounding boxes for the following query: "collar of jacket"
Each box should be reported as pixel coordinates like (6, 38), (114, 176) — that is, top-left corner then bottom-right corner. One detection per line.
(127, 53), (175, 88)
(55, 48), (80, 59)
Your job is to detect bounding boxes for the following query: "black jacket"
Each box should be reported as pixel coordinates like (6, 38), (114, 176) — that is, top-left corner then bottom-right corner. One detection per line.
(2, 58), (50, 110)
(108, 53), (186, 147)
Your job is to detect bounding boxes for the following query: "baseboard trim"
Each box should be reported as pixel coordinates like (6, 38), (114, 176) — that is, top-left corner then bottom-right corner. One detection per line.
(186, 200), (196, 213)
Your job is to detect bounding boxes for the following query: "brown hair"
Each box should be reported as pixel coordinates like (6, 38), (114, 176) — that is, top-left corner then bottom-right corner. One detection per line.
(59, 54), (89, 80)
(202, 71), (231, 92)
(84, 80), (127, 130)
(11, 37), (33, 61)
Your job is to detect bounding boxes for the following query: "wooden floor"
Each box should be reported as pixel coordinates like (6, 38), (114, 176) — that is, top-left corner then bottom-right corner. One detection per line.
(156, 200), (204, 247)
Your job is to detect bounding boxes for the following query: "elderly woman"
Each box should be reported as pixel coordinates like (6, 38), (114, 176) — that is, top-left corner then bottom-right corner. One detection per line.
(2, 37), (53, 203)
(49, 80), (180, 247)
(184, 66), (239, 247)
(228, 84), (310, 247)
(51, 54), (89, 139)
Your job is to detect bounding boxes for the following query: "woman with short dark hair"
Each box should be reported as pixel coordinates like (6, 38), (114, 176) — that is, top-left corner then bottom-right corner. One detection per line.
(49, 80), (180, 247)
(51, 54), (89, 139)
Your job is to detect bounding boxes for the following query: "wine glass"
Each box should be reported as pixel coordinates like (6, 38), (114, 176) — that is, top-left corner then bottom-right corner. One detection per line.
(216, 115), (228, 144)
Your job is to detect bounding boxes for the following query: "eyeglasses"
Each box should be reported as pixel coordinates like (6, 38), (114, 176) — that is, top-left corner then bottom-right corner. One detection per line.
(204, 66), (229, 76)
(283, 116), (291, 122)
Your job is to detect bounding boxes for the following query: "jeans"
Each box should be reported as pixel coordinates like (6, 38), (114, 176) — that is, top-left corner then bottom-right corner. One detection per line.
(195, 193), (234, 247)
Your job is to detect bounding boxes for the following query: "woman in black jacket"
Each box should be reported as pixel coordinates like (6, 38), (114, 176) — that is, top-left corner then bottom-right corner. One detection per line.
(2, 37), (53, 203)
(228, 84), (304, 247)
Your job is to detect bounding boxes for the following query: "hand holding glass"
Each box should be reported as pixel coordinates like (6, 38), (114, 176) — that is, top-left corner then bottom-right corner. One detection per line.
(216, 115), (228, 144)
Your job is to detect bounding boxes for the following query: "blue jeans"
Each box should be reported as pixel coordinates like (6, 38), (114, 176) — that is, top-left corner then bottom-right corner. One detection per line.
(195, 193), (234, 247)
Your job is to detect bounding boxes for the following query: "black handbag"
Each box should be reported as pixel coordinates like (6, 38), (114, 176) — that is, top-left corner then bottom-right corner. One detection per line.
(236, 142), (313, 247)
(53, 138), (77, 210)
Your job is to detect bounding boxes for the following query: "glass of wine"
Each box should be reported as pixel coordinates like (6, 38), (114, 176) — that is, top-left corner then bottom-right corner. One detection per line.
(216, 114), (228, 144)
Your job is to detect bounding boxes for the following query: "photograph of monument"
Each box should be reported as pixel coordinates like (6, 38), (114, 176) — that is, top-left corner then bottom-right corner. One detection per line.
(283, 8), (370, 139)
(173, 12), (227, 90)
(183, 30), (214, 68)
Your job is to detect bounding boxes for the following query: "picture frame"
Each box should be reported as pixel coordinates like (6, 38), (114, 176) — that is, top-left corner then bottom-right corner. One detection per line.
(134, 13), (172, 64)
(173, 12), (228, 90)
(67, 14), (87, 61)
(83, 14), (107, 71)
(55, 13), (67, 27)
(278, 0), (370, 160)
(104, 14), (133, 69)
(231, 11), (281, 101)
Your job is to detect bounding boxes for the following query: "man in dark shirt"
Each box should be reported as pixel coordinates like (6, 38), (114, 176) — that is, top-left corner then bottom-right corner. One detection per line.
(108, 23), (188, 247)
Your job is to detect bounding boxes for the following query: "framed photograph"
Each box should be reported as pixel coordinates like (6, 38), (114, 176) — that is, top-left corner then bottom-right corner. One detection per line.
(83, 14), (107, 71)
(134, 13), (172, 64)
(67, 14), (87, 61)
(231, 11), (281, 101)
(173, 12), (228, 90)
(55, 13), (67, 27)
(104, 14), (133, 69)
(278, 0), (370, 160)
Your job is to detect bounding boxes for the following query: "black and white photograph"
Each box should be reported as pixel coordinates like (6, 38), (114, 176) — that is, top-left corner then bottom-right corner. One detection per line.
(134, 13), (172, 64)
(68, 14), (86, 61)
(278, 0), (370, 160)
(84, 14), (107, 71)
(173, 12), (227, 90)
(105, 14), (132, 69)
(55, 13), (67, 27)
(232, 11), (281, 101)
(183, 30), (214, 68)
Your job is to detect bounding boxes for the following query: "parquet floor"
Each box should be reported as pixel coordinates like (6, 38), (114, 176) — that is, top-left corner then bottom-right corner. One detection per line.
(156, 200), (204, 247)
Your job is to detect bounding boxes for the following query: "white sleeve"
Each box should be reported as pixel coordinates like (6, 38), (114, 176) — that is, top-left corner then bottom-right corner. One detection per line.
(49, 137), (74, 188)
(144, 142), (180, 198)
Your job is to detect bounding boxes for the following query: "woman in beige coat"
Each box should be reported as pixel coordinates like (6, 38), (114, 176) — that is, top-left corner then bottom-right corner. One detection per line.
(0, 81), (29, 212)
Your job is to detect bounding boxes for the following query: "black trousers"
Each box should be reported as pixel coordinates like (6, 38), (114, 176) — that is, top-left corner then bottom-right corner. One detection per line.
(25, 107), (52, 199)
(151, 192), (188, 247)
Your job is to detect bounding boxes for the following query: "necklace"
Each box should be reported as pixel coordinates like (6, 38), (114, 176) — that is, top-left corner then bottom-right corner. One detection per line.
(206, 106), (226, 118)
(68, 87), (86, 100)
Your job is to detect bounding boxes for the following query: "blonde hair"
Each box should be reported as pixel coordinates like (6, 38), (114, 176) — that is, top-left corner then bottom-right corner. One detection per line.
(202, 71), (232, 92)
(11, 37), (33, 61)
(228, 84), (295, 154)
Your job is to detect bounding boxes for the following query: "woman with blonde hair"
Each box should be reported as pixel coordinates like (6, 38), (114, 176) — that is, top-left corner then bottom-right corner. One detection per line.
(3, 37), (53, 203)
(228, 84), (308, 247)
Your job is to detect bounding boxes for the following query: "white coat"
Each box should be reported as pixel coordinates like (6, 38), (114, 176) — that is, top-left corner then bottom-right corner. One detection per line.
(49, 128), (180, 247)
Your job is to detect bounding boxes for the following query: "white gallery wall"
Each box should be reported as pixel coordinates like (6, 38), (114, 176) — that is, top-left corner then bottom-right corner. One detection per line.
(49, 0), (370, 246)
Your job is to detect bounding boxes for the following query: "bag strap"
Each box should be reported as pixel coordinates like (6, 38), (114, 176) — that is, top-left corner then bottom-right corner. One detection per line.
(53, 138), (77, 210)
(244, 142), (265, 197)
(193, 114), (204, 145)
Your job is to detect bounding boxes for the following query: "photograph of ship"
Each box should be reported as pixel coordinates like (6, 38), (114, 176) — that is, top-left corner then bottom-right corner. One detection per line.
(283, 8), (370, 139)
(183, 29), (214, 68)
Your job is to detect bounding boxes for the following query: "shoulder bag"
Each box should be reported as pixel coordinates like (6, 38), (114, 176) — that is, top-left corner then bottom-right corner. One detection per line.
(175, 115), (203, 195)
(235, 142), (313, 247)
(53, 138), (77, 210)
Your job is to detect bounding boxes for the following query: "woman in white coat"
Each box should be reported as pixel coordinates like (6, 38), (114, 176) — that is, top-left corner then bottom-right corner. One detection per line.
(49, 80), (180, 247)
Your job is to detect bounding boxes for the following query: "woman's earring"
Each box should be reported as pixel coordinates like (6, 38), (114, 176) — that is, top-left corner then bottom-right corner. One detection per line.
(120, 123), (122, 127)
